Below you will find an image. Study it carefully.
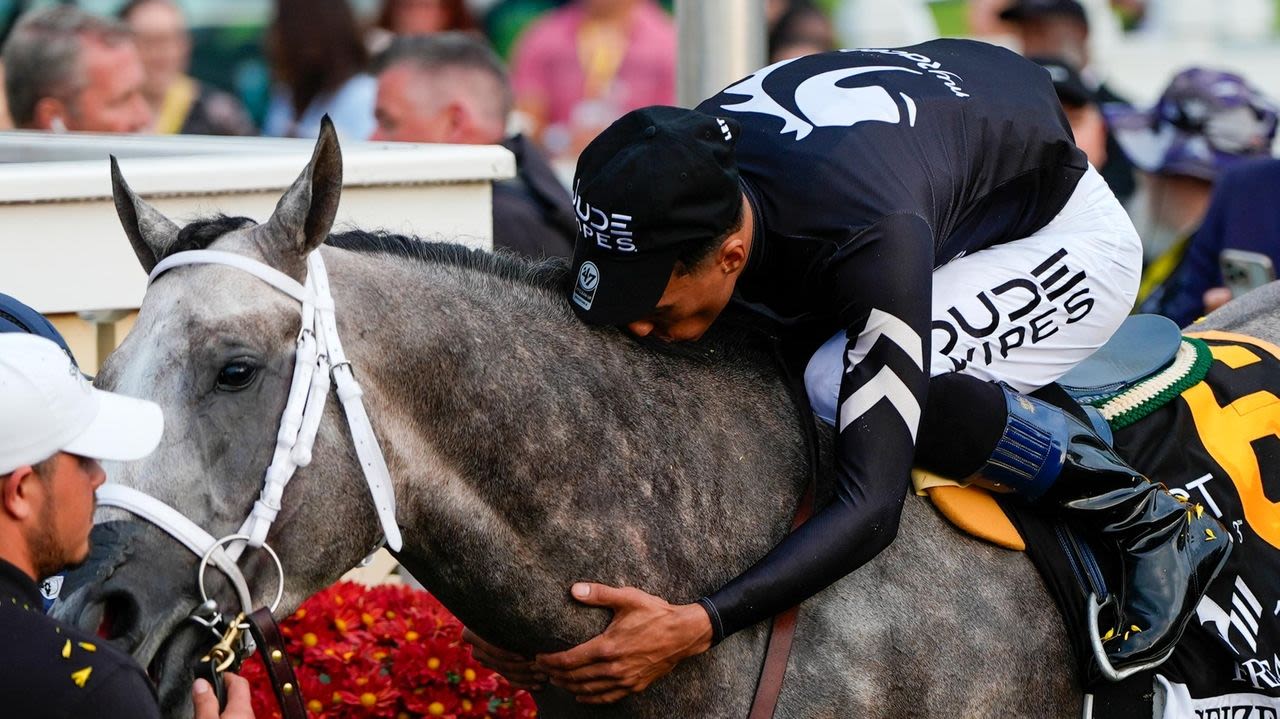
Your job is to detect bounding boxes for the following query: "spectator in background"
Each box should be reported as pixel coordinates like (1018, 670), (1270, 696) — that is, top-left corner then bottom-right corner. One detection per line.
(510, 0), (675, 165)
(1149, 158), (1280, 325)
(367, 0), (478, 55)
(118, 0), (255, 136)
(1031, 56), (1107, 167)
(372, 33), (574, 258)
(998, 0), (1091, 66)
(999, 0), (1136, 203)
(1, 6), (151, 133)
(484, 0), (565, 60)
(264, 0), (376, 140)
(768, 0), (836, 62)
(0, 64), (11, 129)
(1104, 68), (1277, 312)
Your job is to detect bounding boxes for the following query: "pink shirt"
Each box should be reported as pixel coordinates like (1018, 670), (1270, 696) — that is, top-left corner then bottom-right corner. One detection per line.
(511, 2), (676, 148)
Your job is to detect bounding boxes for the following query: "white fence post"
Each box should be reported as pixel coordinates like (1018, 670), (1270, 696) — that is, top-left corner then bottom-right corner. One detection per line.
(676, 0), (766, 109)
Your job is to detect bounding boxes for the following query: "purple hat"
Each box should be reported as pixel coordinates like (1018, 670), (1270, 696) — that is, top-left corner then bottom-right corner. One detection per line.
(1103, 68), (1277, 181)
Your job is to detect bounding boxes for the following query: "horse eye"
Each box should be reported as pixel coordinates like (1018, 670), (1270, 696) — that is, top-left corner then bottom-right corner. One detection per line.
(216, 361), (258, 392)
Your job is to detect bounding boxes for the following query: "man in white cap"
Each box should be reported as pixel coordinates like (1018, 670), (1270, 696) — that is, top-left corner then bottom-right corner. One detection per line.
(0, 333), (253, 719)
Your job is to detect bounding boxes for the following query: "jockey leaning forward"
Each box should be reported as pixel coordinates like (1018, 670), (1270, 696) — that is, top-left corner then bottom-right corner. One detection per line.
(493, 39), (1232, 701)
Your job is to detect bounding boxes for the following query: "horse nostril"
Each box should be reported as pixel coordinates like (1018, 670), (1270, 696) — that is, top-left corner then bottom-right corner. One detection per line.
(95, 592), (139, 643)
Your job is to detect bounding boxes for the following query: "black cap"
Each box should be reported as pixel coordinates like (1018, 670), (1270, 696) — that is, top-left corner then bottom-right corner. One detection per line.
(1029, 55), (1094, 107)
(999, 0), (1087, 25)
(568, 106), (741, 326)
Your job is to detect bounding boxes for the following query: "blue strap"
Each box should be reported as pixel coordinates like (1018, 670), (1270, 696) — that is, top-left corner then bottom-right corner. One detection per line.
(980, 387), (1070, 501)
(1081, 406), (1114, 447)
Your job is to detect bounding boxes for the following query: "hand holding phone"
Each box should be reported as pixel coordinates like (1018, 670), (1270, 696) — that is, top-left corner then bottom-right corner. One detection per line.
(1220, 249), (1275, 300)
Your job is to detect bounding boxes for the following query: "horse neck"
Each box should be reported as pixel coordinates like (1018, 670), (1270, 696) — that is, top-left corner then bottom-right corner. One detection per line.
(326, 247), (810, 652)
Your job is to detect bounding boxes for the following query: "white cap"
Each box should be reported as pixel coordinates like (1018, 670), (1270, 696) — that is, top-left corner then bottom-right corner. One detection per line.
(0, 334), (163, 475)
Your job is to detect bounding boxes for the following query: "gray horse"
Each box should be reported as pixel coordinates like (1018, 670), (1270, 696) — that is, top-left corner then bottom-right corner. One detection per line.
(61, 125), (1257, 718)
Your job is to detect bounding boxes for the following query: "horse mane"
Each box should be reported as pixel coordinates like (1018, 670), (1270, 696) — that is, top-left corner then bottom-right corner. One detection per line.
(166, 215), (573, 293)
(167, 216), (778, 364)
(170, 215), (258, 256)
(326, 228), (572, 293)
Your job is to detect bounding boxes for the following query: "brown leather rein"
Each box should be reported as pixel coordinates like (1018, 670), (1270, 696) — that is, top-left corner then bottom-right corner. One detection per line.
(246, 607), (308, 719)
(747, 482), (816, 719)
(194, 607), (306, 719)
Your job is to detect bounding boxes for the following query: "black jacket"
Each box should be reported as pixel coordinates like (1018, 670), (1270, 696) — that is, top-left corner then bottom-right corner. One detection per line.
(692, 39), (1089, 641)
(494, 134), (576, 259)
(0, 558), (160, 718)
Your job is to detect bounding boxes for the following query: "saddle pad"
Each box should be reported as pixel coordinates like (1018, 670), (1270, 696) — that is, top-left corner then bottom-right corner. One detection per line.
(911, 469), (1025, 551)
(1059, 314), (1183, 401)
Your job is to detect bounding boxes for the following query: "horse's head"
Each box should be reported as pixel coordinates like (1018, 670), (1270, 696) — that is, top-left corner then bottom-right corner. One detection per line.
(54, 120), (386, 714)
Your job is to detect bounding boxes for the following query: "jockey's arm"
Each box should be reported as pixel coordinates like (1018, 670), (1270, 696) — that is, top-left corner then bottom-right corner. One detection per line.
(534, 213), (935, 702)
(696, 212), (934, 641)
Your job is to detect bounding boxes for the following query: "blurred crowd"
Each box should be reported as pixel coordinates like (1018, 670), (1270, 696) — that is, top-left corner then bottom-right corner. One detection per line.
(0, 0), (1278, 324)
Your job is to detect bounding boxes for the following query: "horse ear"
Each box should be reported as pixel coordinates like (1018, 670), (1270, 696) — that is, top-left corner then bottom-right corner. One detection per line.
(266, 115), (343, 257)
(111, 156), (180, 274)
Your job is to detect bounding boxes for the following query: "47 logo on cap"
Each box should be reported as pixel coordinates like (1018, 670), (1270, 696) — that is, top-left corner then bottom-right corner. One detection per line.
(573, 261), (600, 310)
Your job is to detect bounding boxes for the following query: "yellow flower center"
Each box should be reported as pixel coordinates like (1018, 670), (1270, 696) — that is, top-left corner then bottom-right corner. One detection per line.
(360, 692), (377, 708)
(462, 699), (473, 711)
(426, 657), (440, 670)
(406, 630), (420, 642)
(463, 668), (476, 682)
(362, 612), (375, 626)
(302, 632), (318, 648)
(295, 608), (307, 619)
(334, 618), (348, 632)
(307, 700), (323, 713)
(428, 701), (446, 716)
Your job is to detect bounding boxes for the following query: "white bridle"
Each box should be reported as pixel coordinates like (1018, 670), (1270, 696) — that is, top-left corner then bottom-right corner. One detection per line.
(95, 248), (402, 614)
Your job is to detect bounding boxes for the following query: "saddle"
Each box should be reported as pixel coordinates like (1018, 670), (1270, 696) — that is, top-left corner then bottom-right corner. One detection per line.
(912, 315), (1199, 712)
(919, 314), (1190, 551)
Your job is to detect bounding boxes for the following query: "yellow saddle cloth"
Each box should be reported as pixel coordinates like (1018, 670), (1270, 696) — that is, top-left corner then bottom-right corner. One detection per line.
(913, 470), (1025, 551)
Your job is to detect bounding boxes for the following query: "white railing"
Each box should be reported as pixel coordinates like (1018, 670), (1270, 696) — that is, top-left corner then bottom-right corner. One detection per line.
(0, 131), (513, 369)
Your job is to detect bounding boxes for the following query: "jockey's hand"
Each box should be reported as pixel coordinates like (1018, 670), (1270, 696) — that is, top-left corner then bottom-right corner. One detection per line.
(535, 583), (713, 704)
(192, 673), (254, 719)
(461, 627), (545, 691)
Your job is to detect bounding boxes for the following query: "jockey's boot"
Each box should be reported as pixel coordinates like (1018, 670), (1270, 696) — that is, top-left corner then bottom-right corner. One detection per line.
(974, 386), (1232, 673)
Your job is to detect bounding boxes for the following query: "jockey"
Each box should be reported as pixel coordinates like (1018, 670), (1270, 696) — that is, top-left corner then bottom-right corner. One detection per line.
(532, 39), (1231, 700)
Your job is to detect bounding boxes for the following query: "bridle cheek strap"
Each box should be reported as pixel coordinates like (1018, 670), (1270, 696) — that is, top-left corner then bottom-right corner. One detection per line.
(305, 254), (401, 550)
(135, 250), (402, 561)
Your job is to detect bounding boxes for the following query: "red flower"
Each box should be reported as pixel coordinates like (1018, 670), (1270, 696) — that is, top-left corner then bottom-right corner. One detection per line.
(402, 684), (462, 717)
(336, 672), (398, 717)
(241, 581), (537, 718)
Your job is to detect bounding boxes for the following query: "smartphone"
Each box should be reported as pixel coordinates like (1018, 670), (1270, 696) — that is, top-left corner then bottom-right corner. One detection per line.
(1220, 249), (1275, 299)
